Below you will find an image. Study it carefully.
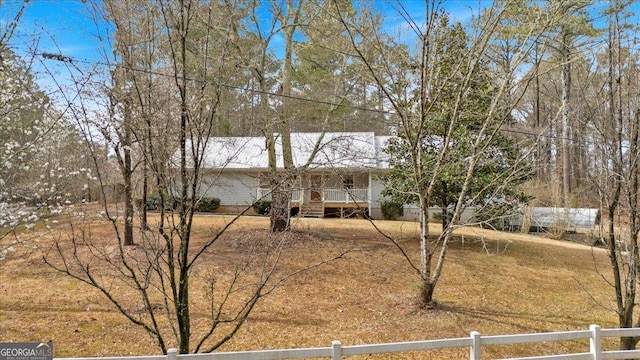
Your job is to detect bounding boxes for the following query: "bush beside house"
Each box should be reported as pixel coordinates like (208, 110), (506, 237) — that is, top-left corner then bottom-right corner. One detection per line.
(195, 197), (220, 212)
(252, 200), (271, 215)
(140, 195), (220, 212)
(380, 200), (404, 220)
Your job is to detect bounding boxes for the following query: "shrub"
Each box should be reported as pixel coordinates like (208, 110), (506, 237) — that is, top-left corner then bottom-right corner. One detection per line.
(145, 194), (178, 211)
(195, 197), (220, 212)
(380, 200), (404, 220)
(144, 195), (219, 212)
(547, 219), (568, 240)
(252, 200), (271, 215)
(145, 195), (159, 211)
(432, 209), (453, 225)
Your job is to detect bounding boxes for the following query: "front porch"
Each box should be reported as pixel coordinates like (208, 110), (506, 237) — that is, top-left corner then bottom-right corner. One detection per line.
(256, 187), (370, 218)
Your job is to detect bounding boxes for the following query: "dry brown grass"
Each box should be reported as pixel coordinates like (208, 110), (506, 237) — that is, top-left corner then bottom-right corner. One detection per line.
(0, 212), (619, 359)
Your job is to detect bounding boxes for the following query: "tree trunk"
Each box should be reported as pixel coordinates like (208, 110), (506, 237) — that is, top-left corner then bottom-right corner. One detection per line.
(270, 179), (292, 232)
(268, 0), (300, 233)
(534, 44), (544, 179)
(419, 197), (434, 306)
(122, 97), (134, 246)
(177, 270), (190, 354)
(420, 277), (436, 307)
(124, 184), (134, 246)
(606, 14), (625, 345)
(141, 160), (148, 231)
(560, 27), (571, 207)
(619, 337), (637, 351)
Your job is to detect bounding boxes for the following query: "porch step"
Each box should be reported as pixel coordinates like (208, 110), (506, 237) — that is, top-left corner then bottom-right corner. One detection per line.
(300, 202), (324, 218)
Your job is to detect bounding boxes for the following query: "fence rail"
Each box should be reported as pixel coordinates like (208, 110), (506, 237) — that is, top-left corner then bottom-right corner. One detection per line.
(55, 325), (640, 360)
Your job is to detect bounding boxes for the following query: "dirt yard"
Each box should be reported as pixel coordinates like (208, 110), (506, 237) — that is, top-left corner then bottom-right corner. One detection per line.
(0, 213), (618, 359)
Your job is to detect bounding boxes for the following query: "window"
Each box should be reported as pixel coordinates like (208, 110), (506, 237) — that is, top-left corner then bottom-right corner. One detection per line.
(343, 175), (354, 189)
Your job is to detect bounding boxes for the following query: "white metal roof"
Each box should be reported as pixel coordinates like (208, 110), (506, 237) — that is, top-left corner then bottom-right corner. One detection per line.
(198, 132), (391, 170)
(530, 207), (599, 228)
(510, 207), (599, 229)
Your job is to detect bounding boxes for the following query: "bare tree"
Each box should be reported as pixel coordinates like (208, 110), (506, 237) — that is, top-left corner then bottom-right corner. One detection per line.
(40, 0), (354, 353)
(227, 0), (378, 232)
(587, 0), (640, 349)
(336, 0), (558, 306)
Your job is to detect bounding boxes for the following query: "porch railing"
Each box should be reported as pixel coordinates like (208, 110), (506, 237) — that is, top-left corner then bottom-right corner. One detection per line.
(323, 188), (368, 203)
(256, 188), (368, 203)
(256, 188), (302, 202)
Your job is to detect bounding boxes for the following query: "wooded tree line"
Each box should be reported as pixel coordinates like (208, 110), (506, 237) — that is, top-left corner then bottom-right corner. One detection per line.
(4, 0), (640, 352)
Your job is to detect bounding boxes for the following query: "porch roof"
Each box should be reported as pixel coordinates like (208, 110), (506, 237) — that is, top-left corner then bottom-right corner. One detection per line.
(198, 132), (392, 170)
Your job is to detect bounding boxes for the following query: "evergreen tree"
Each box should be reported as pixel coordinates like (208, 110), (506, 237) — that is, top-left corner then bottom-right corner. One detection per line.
(381, 18), (530, 231)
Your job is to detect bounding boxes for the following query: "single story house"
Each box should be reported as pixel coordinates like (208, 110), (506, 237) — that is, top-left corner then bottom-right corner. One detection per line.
(196, 132), (393, 219)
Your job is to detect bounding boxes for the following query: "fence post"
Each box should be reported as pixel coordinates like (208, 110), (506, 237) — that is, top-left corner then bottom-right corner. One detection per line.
(590, 324), (601, 360)
(167, 349), (177, 360)
(470, 331), (481, 360)
(332, 340), (342, 360)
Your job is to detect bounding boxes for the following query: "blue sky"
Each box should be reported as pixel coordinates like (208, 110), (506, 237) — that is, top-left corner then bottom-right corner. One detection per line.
(3, 0), (484, 62)
(2, 0), (630, 94)
(2, 0), (111, 96)
(0, 0), (580, 107)
(10, 0), (105, 60)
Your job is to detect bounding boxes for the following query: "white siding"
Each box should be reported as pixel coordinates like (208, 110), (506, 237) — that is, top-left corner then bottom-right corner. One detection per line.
(369, 175), (387, 219)
(200, 172), (259, 206)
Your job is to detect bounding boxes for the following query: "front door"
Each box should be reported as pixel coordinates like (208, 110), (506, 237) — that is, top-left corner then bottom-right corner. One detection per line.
(310, 175), (322, 201)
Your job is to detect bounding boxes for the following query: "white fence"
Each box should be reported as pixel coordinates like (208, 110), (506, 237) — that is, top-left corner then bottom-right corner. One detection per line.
(55, 325), (640, 360)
